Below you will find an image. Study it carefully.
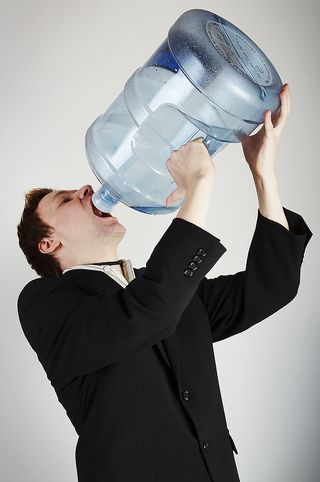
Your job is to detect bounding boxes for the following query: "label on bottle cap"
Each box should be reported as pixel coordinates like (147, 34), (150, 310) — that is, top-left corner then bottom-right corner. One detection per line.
(206, 21), (272, 87)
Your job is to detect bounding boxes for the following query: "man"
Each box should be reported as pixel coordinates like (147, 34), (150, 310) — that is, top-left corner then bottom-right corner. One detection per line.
(17, 84), (312, 482)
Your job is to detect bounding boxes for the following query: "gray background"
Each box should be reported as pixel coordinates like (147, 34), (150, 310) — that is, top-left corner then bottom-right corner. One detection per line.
(1, 0), (319, 480)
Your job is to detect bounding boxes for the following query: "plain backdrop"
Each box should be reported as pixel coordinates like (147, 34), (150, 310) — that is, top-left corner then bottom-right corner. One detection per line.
(1, 0), (319, 481)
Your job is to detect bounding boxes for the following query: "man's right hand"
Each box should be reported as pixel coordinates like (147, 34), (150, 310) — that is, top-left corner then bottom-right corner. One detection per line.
(165, 137), (215, 207)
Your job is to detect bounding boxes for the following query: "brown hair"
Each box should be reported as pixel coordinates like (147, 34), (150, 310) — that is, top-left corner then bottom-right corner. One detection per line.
(17, 188), (62, 278)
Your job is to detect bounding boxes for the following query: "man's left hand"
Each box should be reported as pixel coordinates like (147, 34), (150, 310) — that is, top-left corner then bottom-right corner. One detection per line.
(241, 83), (291, 178)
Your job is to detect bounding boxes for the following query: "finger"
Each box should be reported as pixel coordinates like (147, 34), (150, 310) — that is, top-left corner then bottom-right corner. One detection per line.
(282, 84), (291, 114)
(271, 83), (291, 127)
(271, 106), (281, 125)
(272, 92), (288, 128)
(279, 92), (289, 123)
(264, 110), (274, 136)
(284, 83), (291, 114)
(166, 190), (181, 207)
(166, 194), (173, 207)
(280, 89), (289, 118)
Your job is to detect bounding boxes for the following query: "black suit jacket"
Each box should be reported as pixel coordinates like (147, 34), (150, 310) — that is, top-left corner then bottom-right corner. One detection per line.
(17, 208), (312, 482)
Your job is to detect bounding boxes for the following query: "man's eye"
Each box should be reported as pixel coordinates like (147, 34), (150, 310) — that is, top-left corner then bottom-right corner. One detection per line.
(60, 197), (72, 205)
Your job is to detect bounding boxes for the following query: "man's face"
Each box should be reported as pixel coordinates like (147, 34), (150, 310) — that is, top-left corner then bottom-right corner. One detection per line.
(36, 184), (126, 258)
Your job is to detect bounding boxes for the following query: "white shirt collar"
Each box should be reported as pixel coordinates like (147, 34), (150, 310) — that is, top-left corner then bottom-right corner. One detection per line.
(62, 259), (136, 288)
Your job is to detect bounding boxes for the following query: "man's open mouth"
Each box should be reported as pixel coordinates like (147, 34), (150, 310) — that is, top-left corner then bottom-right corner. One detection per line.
(90, 200), (112, 218)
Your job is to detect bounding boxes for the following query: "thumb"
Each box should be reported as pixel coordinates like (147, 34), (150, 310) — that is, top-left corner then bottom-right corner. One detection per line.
(193, 136), (204, 143)
(166, 189), (184, 207)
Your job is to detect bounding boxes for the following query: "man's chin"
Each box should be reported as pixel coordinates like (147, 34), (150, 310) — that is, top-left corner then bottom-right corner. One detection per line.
(106, 219), (126, 231)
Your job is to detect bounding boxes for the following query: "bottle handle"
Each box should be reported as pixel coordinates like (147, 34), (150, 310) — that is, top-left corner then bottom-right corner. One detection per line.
(202, 135), (227, 157)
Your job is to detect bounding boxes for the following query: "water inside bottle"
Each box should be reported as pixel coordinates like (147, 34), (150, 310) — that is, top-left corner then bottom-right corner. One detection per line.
(88, 65), (258, 215)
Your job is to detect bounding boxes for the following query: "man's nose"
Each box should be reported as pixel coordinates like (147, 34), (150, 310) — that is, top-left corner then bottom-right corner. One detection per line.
(77, 185), (93, 199)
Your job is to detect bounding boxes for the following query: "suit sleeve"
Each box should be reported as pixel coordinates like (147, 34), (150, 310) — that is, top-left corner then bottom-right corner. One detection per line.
(17, 217), (227, 389)
(196, 207), (313, 343)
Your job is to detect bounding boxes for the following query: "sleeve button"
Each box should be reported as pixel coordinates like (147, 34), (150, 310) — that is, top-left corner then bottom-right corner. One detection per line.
(192, 255), (202, 264)
(197, 248), (207, 257)
(188, 262), (198, 270)
(184, 269), (194, 277)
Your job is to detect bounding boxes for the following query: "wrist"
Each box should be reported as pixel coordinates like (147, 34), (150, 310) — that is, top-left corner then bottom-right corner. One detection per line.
(251, 172), (289, 229)
(253, 173), (279, 203)
(188, 173), (214, 189)
(251, 169), (277, 184)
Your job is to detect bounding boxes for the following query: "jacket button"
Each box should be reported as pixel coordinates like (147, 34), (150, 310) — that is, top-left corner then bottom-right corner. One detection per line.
(182, 389), (191, 401)
(197, 248), (207, 257)
(192, 255), (202, 264)
(202, 441), (209, 450)
(184, 269), (193, 277)
(188, 262), (198, 270)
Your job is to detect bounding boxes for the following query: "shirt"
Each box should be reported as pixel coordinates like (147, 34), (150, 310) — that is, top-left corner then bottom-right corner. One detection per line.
(62, 259), (136, 288)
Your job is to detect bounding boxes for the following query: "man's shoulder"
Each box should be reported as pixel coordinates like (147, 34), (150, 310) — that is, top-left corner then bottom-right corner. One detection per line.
(18, 275), (71, 307)
(20, 274), (67, 291)
(18, 265), (146, 306)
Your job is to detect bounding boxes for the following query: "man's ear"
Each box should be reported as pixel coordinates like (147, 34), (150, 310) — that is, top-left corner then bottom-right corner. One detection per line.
(38, 237), (61, 255)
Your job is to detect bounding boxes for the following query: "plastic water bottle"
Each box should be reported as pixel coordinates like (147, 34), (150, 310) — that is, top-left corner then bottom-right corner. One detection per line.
(85, 9), (283, 215)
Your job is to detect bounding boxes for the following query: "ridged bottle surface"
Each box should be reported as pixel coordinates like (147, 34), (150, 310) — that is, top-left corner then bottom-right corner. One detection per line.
(85, 9), (283, 214)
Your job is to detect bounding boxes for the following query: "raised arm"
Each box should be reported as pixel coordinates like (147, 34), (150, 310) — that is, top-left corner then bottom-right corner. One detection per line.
(197, 83), (313, 342)
(196, 206), (312, 343)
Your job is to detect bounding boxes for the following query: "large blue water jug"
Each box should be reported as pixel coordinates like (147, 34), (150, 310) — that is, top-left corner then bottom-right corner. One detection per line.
(85, 9), (283, 215)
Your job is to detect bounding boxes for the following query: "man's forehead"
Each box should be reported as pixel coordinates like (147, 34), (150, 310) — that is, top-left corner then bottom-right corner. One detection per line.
(39, 189), (76, 209)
